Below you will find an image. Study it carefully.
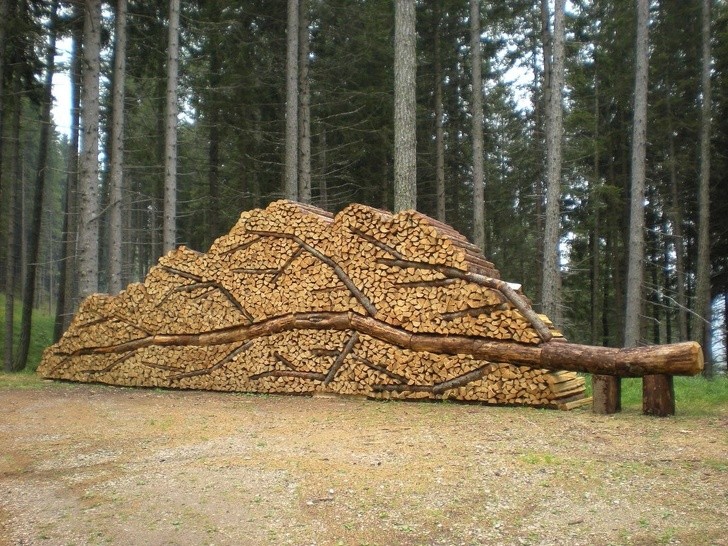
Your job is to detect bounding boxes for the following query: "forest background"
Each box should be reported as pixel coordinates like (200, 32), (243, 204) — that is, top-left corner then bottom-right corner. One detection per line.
(1, 0), (726, 375)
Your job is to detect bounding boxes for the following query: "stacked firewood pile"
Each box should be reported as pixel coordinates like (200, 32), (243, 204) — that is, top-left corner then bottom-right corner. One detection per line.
(38, 200), (588, 409)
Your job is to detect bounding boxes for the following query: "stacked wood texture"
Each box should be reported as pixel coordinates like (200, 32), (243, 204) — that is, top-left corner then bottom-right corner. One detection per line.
(38, 200), (587, 408)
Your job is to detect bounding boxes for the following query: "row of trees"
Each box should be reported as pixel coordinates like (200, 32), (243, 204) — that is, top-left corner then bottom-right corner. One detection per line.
(1, 0), (727, 374)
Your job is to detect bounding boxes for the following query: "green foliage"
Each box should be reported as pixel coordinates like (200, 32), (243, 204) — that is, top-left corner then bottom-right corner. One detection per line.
(0, 293), (55, 373)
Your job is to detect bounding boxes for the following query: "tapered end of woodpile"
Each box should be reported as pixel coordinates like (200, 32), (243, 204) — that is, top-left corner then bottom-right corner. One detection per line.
(39, 200), (585, 409)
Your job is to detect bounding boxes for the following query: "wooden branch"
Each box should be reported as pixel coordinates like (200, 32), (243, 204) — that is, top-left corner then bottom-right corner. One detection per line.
(272, 246), (304, 284)
(248, 230), (377, 316)
(159, 267), (254, 323)
(351, 354), (410, 384)
(377, 258), (553, 341)
(441, 303), (508, 321)
(171, 341), (252, 379)
(63, 312), (703, 377)
(323, 331), (358, 385)
(432, 365), (489, 394)
(273, 351), (297, 370)
(219, 236), (261, 256)
(249, 370), (326, 382)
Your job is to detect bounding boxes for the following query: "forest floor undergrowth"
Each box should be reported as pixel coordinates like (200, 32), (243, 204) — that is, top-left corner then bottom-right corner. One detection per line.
(0, 380), (726, 546)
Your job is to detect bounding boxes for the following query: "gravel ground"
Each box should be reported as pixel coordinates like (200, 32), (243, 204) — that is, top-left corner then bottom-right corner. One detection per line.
(0, 382), (726, 546)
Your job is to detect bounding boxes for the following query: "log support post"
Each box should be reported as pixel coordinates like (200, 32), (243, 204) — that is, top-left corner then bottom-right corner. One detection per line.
(591, 374), (621, 414)
(642, 374), (675, 417)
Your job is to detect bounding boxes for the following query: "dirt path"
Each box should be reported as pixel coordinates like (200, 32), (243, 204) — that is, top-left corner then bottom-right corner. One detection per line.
(1, 382), (726, 546)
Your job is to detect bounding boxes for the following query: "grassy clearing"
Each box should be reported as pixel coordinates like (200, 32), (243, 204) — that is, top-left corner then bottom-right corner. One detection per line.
(0, 292), (56, 373)
(582, 373), (728, 416)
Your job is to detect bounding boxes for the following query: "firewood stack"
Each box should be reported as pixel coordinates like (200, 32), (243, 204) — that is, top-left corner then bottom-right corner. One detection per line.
(38, 200), (588, 409)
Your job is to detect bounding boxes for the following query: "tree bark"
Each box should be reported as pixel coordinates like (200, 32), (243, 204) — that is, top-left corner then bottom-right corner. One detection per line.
(694, 0), (712, 375)
(15, 0), (58, 371)
(470, 0), (485, 251)
(541, 0), (565, 328)
(55, 10), (83, 341)
(624, 0), (650, 348)
(108, 0), (128, 295)
(298, 0), (311, 204)
(643, 375), (675, 417)
(3, 79), (21, 372)
(393, 0), (417, 211)
(78, 0), (102, 299)
(284, 0), (299, 201)
(53, 310), (704, 378)
(592, 374), (621, 414)
(163, 0), (180, 253)
(433, 0), (445, 222)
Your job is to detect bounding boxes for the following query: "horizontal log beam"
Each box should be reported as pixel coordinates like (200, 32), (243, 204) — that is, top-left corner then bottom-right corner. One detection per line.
(59, 312), (704, 378)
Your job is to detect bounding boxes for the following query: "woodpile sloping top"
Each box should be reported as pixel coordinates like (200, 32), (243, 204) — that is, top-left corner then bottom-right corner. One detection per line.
(38, 200), (589, 408)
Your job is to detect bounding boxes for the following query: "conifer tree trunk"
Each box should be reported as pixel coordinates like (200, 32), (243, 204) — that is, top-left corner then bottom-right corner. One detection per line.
(624, 0), (650, 348)
(55, 9), (82, 341)
(3, 80), (21, 372)
(470, 0), (485, 251)
(394, 0), (416, 211)
(163, 0), (180, 253)
(298, 0), (311, 204)
(694, 0), (712, 374)
(433, 0), (445, 222)
(284, 0), (299, 201)
(108, 0), (128, 295)
(78, 0), (102, 299)
(541, 0), (565, 327)
(15, 0), (58, 371)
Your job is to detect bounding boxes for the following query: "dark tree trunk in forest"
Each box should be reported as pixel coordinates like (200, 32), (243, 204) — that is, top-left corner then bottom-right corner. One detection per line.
(298, 0), (311, 204)
(108, 0), (128, 295)
(667, 103), (688, 341)
(541, 0), (565, 328)
(284, 0), (299, 201)
(3, 80), (21, 372)
(55, 10), (82, 340)
(163, 0), (180, 253)
(624, 0), (650, 348)
(694, 0), (712, 374)
(470, 0), (485, 251)
(208, 45), (222, 245)
(433, 0), (445, 222)
(78, 0), (102, 299)
(15, 0), (58, 371)
(393, 0), (416, 211)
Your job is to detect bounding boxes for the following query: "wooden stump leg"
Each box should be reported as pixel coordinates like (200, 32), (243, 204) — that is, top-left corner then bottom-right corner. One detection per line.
(642, 374), (675, 417)
(592, 374), (621, 414)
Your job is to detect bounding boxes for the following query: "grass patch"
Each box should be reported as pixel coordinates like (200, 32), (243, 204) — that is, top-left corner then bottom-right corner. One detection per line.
(0, 292), (56, 373)
(582, 372), (728, 416)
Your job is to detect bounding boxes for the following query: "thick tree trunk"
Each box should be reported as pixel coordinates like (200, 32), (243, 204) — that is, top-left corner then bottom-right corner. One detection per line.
(592, 374), (621, 414)
(298, 0), (311, 204)
(284, 0), (299, 201)
(541, 0), (565, 328)
(624, 0), (650, 348)
(393, 0), (416, 211)
(163, 0), (180, 253)
(3, 80), (21, 372)
(55, 13), (83, 340)
(433, 0), (445, 222)
(694, 0), (712, 375)
(643, 375), (675, 417)
(108, 0), (128, 295)
(15, 0), (58, 371)
(470, 0), (485, 251)
(78, 0), (102, 299)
